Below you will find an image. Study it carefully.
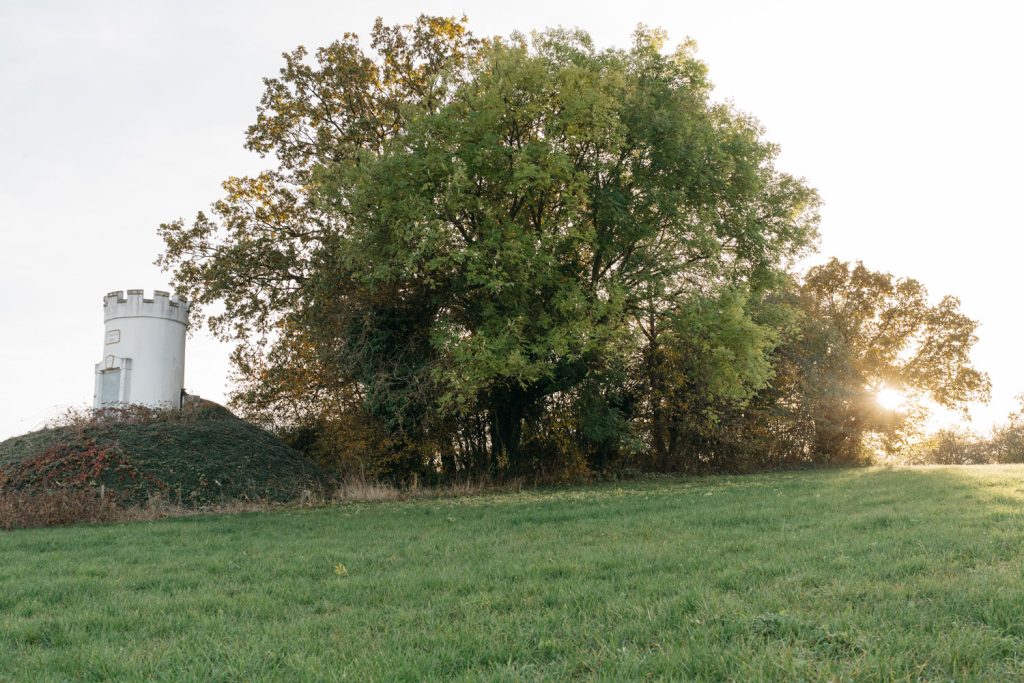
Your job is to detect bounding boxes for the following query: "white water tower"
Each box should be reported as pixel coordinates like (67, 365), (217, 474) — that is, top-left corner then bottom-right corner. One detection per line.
(93, 289), (189, 409)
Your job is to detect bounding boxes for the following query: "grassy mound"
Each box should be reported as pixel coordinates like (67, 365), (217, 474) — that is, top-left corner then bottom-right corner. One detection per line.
(0, 401), (325, 506)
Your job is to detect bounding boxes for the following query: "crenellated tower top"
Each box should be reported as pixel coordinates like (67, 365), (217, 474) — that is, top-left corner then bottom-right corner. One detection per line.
(103, 289), (189, 325)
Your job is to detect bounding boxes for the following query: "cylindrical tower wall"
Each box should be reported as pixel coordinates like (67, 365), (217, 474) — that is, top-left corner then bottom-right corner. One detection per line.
(95, 289), (188, 408)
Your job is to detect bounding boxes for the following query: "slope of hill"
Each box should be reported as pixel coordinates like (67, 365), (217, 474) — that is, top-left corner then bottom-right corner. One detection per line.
(0, 401), (325, 506)
(2, 467), (1023, 679)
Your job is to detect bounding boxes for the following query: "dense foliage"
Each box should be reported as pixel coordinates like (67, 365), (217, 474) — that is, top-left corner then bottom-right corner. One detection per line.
(159, 16), (988, 480)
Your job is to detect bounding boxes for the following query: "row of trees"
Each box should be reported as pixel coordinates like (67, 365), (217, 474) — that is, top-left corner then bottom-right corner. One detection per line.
(158, 16), (989, 482)
(903, 399), (1024, 465)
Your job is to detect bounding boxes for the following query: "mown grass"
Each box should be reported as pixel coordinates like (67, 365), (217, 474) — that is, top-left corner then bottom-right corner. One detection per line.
(3, 466), (1024, 681)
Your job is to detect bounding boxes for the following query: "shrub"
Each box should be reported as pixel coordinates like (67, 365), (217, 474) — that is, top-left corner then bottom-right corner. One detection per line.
(902, 428), (996, 465)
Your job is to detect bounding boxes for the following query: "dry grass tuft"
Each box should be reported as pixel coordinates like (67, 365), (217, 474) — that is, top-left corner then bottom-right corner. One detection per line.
(0, 477), (530, 531)
(0, 489), (121, 530)
(330, 475), (525, 504)
(332, 478), (403, 503)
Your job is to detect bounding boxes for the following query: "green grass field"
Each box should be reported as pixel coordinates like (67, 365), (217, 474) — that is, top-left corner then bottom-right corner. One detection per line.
(3, 466), (1024, 681)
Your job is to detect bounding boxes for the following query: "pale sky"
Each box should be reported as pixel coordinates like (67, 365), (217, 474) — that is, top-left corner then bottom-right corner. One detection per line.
(1, 0), (1022, 440)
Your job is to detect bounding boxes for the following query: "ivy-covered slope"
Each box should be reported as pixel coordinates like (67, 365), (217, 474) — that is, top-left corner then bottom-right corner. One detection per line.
(0, 401), (325, 506)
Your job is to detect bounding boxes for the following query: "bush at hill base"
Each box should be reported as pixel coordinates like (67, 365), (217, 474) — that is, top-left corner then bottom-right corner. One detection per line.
(0, 401), (326, 507)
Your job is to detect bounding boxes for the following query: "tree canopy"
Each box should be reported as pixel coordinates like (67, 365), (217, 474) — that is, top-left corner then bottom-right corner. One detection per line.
(158, 16), (986, 479)
(768, 260), (990, 462)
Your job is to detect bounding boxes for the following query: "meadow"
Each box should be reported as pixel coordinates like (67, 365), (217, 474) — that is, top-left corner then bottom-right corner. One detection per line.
(3, 466), (1024, 681)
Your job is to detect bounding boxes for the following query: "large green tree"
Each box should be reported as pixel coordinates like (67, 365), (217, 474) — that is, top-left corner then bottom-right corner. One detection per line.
(159, 16), (819, 478)
(699, 260), (992, 467)
(794, 259), (990, 459)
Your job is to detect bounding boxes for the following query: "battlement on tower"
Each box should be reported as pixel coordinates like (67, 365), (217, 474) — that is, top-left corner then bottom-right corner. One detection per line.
(103, 289), (189, 324)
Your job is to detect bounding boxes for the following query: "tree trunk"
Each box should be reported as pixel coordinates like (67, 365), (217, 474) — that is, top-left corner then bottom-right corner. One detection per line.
(490, 400), (526, 471)
(644, 343), (670, 469)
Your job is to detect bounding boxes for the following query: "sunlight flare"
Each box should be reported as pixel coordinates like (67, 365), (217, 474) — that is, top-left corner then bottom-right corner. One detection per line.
(876, 387), (907, 411)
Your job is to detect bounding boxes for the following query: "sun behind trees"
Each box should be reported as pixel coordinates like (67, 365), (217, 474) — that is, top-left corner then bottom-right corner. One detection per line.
(158, 15), (987, 481)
